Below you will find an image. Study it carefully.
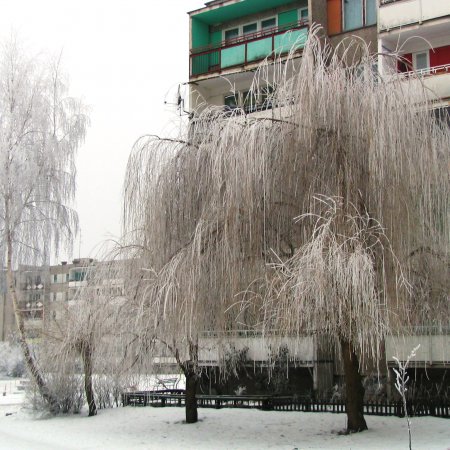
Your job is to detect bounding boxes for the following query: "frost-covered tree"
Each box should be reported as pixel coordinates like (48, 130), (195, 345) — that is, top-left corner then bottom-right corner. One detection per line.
(123, 31), (449, 430)
(0, 38), (89, 412)
(48, 256), (142, 416)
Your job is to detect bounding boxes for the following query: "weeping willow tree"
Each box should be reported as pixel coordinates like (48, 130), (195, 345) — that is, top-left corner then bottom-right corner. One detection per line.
(123, 30), (449, 429)
(0, 39), (89, 412)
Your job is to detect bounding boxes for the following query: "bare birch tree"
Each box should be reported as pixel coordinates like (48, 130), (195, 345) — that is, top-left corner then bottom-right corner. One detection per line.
(0, 38), (89, 412)
(123, 30), (449, 429)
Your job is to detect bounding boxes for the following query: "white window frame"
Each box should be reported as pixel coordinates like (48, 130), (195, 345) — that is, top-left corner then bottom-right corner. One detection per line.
(223, 27), (239, 41)
(242, 22), (258, 36)
(222, 16), (278, 41)
(260, 16), (277, 31)
(412, 51), (430, 72)
(299, 7), (309, 22)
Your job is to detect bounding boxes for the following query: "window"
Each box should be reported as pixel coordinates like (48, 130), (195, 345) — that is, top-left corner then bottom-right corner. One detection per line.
(225, 28), (239, 41)
(223, 16), (279, 42)
(224, 87), (275, 112)
(243, 91), (257, 112)
(71, 269), (87, 282)
(343, 0), (362, 30)
(365, 0), (376, 25)
(413, 51), (430, 72)
(243, 23), (257, 35)
(261, 17), (276, 30)
(224, 94), (238, 110)
(332, 0), (376, 33)
(299, 8), (309, 21)
(53, 274), (57, 283)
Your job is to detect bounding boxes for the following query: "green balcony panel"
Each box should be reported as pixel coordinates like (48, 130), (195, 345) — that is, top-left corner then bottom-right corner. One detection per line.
(209, 50), (220, 68)
(274, 28), (308, 55)
(247, 37), (272, 62)
(222, 44), (246, 68)
(192, 54), (210, 75)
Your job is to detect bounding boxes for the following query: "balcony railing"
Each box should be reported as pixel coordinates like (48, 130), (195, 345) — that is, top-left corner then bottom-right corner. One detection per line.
(398, 63), (450, 78)
(190, 20), (309, 77)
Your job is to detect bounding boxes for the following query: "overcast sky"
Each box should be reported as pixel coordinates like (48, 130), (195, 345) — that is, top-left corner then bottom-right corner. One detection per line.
(0, 0), (202, 261)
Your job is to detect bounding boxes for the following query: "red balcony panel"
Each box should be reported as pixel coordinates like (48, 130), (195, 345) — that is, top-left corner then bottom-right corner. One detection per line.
(430, 45), (450, 69)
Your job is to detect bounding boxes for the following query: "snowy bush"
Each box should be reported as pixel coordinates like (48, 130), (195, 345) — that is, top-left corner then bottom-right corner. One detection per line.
(27, 371), (84, 414)
(93, 374), (124, 409)
(0, 342), (25, 378)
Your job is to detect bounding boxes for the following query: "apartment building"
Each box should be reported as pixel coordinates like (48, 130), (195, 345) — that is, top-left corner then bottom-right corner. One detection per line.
(0, 258), (98, 341)
(188, 0), (449, 397)
(379, 0), (450, 112)
(47, 258), (96, 328)
(188, 0), (378, 113)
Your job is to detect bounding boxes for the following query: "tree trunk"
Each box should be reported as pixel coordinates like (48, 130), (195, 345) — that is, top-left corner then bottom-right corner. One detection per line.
(80, 341), (97, 416)
(185, 363), (198, 424)
(340, 339), (368, 433)
(5, 230), (60, 414)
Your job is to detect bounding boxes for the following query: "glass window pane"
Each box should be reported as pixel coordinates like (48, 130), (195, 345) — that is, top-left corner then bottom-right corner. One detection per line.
(415, 52), (429, 71)
(243, 91), (257, 111)
(243, 23), (257, 35)
(225, 28), (239, 40)
(261, 18), (276, 30)
(224, 94), (238, 109)
(300, 8), (309, 20)
(365, 0), (376, 25)
(343, 0), (363, 31)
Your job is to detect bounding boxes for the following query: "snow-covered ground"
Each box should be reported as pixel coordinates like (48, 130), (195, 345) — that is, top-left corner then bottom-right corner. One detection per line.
(0, 378), (449, 450)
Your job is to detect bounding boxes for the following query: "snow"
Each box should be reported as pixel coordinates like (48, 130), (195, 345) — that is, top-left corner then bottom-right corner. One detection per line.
(0, 379), (449, 450)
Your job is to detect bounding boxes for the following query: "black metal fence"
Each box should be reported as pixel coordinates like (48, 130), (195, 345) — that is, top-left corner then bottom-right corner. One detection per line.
(121, 390), (450, 418)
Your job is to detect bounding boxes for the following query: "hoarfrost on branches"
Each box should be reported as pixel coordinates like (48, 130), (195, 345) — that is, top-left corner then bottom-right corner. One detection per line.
(393, 345), (421, 450)
(120, 28), (448, 428)
(0, 37), (89, 412)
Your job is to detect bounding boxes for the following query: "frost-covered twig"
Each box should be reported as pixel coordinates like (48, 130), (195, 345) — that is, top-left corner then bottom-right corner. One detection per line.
(393, 345), (420, 450)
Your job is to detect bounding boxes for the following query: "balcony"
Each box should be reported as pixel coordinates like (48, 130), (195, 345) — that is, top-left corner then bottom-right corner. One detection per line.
(199, 330), (315, 366)
(68, 280), (87, 289)
(190, 20), (308, 78)
(397, 64), (450, 104)
(379, 0), (450, 32)
(386, 326), (450, 367)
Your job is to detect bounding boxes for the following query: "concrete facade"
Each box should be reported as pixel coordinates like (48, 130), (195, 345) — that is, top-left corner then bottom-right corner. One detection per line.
(379, 0), (450, 107)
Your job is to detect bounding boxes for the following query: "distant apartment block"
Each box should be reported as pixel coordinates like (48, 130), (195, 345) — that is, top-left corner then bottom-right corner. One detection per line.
(0, 258), (127, 342)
